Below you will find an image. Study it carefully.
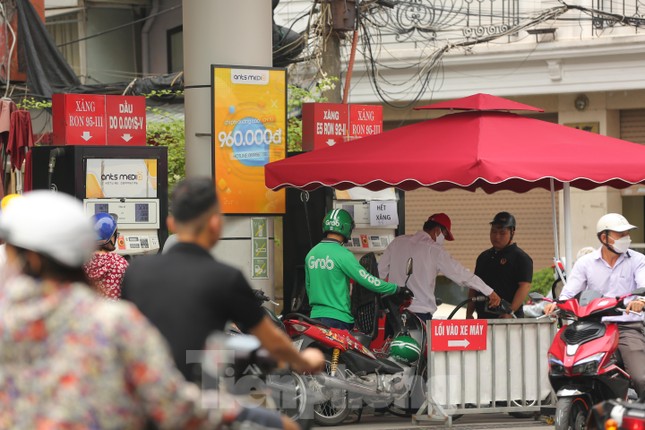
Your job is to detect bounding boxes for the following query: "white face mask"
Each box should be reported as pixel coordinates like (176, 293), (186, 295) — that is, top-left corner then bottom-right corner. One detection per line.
(611, 235), (632, 254)
(0, 251), (27, 290)
(435, 232), (445, 246)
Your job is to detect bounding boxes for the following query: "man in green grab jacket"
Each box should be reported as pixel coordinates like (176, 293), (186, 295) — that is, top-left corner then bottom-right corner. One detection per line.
(305, 208), (404, 331)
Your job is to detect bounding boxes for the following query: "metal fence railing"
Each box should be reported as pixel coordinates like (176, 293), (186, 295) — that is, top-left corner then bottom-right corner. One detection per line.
(414, 319), (557, 426)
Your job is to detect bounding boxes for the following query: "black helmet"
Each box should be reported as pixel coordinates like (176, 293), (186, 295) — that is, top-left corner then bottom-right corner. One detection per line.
(490, 212), (516, 229)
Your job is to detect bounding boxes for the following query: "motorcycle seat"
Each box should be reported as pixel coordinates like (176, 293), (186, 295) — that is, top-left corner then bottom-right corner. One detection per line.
(283, 313), (326, 327)
(351, 330), (373, 347)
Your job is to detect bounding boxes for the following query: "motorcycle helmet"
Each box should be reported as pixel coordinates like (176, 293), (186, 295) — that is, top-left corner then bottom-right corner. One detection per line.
(0, 191), (95, 268)
(596, 213), (636, 234)
(389, 335), (421, 365)
(490, 211), (516, 230)
(322, 208), (355, 241)
(93, 212), (118, 245)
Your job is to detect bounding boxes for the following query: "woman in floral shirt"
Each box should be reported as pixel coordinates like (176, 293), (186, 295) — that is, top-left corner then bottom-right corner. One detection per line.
(83, 212), (129, 300)
(0, 191), (230, 429)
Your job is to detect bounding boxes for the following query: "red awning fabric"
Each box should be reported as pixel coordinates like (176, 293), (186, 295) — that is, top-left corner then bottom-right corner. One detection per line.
(414, 93), (544, 112)
(265, 96), (645, 194)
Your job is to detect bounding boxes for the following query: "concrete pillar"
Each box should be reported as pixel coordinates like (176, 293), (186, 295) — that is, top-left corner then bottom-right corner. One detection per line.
(183, 0), (272, 177)
(183, 0), (277, 296)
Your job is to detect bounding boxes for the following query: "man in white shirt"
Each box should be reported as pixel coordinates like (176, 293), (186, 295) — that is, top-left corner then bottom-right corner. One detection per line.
(545, 213), (645, 397)
(378, 213), (501, 322)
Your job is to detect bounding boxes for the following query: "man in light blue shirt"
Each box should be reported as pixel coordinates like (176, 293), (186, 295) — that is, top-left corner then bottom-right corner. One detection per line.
(546, 213), (645, 396)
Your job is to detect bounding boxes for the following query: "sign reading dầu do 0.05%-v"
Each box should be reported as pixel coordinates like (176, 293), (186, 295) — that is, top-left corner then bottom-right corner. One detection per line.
(212, 66), (286, 214)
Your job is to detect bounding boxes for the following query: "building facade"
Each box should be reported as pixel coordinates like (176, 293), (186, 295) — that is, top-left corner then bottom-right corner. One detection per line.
(42, 0), (645, 274)
(274, 0), (645, 272)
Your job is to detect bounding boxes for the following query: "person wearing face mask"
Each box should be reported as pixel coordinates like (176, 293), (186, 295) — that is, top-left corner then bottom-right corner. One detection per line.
(466, 212), (533, 319)
(0, 191), (237, 429)
(378, 213), (501, 322)
(544, 213), (645, 397)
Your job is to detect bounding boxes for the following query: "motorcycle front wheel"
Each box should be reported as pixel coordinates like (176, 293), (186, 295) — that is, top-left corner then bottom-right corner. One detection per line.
(267, 370), (313, 428)
(555, 396), (590, 430)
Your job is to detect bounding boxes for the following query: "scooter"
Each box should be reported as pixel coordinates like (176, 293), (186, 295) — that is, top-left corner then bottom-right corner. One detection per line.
(203, 332), (316, 430)
(224, 289), (319, 426)
(283, 258), (425, 426)
(536, 287), (645, 430)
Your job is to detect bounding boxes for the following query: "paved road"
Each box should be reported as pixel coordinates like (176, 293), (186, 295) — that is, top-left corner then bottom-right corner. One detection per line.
(313, 411), (554, 430)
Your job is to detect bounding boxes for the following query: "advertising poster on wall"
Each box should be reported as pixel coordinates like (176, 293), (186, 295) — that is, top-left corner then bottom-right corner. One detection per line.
(212, 66), (286, 214)
(85, 158), (158, 198)
(251, 217), (269, 280)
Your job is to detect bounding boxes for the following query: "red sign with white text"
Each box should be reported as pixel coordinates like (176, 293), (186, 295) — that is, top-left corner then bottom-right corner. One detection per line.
(302, 103), (348, 151)
(106, 95), (147, 146)
(302, 103), (384, 151)
(52, 94), (147, 146)
(430, 320), (488, 351)
(347, 104), (383, 141)
(52, 94), (106, 145)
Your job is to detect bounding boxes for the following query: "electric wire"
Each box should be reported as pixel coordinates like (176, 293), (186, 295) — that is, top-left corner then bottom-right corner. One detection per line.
(0, 2), (17, 98)
(56, 4), (181, 48)
(281, 0), (645, 108)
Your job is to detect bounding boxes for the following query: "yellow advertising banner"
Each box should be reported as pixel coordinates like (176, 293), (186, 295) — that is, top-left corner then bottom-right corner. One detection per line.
(212, 66), (286, 214)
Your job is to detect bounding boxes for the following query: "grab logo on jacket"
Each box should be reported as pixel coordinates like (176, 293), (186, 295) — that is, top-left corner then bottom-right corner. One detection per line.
(308, 255), (335, 270)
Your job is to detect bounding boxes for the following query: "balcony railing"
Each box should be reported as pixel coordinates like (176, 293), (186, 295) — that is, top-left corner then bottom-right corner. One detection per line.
(592, 0), (645, 29)
(363, 0), (520, 42)
(362, 0), (645, 42)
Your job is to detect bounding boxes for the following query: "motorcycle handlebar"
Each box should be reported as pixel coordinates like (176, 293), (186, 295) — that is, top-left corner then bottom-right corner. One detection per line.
(253, 289), (279, 306)
(204, 333), (278, 379)
(617, 307), (643, 316)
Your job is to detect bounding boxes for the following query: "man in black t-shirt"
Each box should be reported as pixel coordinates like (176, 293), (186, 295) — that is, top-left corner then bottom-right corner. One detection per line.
(466, 212), (533, 319)
(122, 177), (323, 430)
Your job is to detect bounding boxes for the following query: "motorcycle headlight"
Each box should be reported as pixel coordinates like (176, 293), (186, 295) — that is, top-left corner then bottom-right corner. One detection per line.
(548, 353), (565, 376)
(571, 352), (605, 376)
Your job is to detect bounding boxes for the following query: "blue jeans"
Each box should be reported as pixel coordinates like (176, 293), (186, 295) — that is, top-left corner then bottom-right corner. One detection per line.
(414, 312), (433, 323)
(316, 317), (354, 331)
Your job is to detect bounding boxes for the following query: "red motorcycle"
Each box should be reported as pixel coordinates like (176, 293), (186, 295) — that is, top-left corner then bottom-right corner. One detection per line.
(283, 257), (427, 426)
(537, 287), (645, 430)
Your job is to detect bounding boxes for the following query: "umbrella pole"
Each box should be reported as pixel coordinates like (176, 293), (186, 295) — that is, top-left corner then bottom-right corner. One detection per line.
(563, 183), (573, 275)
(550, 179), (561, 262)
(551, 179), (566, 283)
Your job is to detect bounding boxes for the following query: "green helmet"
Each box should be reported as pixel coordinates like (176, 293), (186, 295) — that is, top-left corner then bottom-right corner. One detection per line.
(389, 335), (421, 365)
(322, 209), (355, 240)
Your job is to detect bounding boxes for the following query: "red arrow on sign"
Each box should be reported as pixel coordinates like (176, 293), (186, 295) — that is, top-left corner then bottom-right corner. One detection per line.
(430, 320), (488, 351)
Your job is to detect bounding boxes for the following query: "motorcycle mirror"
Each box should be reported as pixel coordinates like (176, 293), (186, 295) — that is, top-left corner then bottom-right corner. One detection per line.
(632, 287), (645, 296)
(528, 292), (546, 301)
(406, 258), (413, 276)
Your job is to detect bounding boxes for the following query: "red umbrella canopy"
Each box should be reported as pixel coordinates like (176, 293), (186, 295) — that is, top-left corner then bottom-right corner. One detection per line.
(266, 108), (645, 193)
(415, 93), (544, 112)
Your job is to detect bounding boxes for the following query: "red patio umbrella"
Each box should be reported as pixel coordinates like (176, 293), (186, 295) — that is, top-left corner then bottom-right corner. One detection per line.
(266, 96), (645, 193)
(265, 94), (645, 269)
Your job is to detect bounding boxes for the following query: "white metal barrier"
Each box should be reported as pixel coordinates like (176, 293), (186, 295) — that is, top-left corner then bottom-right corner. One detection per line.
(414, 318), (557, 425)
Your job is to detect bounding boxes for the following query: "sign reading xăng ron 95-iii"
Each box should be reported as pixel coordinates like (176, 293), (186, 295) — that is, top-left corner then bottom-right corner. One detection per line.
(212, 65), (286, 215)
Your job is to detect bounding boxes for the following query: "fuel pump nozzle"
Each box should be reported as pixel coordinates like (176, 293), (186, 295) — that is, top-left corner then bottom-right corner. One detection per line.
(47, 147), (65, 190)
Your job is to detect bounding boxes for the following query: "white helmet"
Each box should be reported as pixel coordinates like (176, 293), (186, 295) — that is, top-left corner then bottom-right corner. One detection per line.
(0, 191), (95, 267)
(596, 213), (637, 234)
